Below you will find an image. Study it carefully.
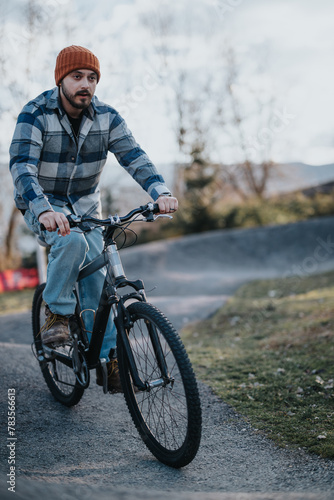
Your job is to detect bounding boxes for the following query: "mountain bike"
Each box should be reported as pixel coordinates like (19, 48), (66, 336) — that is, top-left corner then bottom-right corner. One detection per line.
(32, 202), (202, 468)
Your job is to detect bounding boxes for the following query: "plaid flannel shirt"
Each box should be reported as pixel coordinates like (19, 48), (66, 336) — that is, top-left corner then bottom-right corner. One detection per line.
(9, 87), (171, 219)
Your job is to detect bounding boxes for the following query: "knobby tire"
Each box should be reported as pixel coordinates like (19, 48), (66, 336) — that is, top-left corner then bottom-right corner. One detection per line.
(32, 283), (84, 407)
(117, 301), (202, 468)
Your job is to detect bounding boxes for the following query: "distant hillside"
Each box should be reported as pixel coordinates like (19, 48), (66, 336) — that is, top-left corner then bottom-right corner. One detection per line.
(107, 162), (334, 214)
(266, 163), (334, 195)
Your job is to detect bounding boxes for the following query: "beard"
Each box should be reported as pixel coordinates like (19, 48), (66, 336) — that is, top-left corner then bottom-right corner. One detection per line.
(61, 81), (92, 110)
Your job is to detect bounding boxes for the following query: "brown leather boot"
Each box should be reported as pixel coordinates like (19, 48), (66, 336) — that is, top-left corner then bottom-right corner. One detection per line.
(40, 305), (70, 346)
(96, 358), (123, 394)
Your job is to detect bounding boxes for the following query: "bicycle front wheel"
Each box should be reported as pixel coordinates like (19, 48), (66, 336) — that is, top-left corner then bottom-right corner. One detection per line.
(32, 283), (84, 407)
(117, 301), (202, 468)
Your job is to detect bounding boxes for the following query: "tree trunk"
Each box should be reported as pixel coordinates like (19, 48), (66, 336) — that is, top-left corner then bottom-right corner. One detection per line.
(5, 204), (20, 263)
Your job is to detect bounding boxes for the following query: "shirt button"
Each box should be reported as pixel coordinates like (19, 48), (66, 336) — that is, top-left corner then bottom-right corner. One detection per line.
(71, 156), (75, 162)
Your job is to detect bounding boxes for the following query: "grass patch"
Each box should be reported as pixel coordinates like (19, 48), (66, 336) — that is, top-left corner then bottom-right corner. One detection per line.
(182, 270), (334, 458)
(0, 288), (35, 315)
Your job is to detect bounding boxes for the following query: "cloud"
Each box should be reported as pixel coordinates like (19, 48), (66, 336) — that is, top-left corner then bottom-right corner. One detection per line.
(2, 0), (334, 166)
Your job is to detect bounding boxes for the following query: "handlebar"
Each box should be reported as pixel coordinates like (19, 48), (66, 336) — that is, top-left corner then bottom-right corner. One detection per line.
(40, 202), (162, 231)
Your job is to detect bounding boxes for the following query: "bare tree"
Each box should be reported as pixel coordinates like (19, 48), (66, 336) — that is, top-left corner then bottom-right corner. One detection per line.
(141, 5), (285, 213)
(0, 0), (75, 270)
(217, 46), (279, 201)
(0, 1), (42, 269)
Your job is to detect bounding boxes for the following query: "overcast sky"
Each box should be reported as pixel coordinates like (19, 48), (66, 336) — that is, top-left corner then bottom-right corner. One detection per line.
(1, 0), (334, 170)
(227, 0), (334, 166)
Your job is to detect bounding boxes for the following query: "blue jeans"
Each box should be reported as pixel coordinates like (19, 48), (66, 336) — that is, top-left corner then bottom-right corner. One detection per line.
(24, 205), (116, 360)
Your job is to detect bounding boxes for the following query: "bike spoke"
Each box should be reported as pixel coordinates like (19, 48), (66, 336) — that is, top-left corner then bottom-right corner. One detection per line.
(127, 317), (189, 451)
(33, 286), (84, 405)
(118, 301), (201, 467)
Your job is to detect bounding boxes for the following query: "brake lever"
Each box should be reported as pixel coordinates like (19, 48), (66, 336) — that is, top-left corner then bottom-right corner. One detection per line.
(154, 214), (173, 220)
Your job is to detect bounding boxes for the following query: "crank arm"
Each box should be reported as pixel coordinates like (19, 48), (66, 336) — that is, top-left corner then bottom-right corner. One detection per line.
(42, 345), (73, 369)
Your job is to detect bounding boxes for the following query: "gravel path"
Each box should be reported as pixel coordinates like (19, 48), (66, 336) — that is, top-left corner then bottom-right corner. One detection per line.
(1, 217), (334, 499)
(1, 339), (334, 498)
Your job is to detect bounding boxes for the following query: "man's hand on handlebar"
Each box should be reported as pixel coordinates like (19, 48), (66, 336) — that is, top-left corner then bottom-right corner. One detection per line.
(38, 198), (177, 235)
(38, 210), (71, 237)
(156, 195), (178, 214)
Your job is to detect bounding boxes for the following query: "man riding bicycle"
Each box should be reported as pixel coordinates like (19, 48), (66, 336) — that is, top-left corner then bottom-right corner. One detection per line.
(9, 45), (178, 393)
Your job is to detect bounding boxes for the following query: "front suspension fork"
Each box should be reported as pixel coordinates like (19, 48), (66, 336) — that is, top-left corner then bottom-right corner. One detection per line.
(116, 301), (171, 391)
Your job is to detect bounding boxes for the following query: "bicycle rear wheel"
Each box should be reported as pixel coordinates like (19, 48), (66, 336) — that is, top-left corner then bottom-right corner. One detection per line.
(32, 283), (84, 407)
(117, 301), (202, 468)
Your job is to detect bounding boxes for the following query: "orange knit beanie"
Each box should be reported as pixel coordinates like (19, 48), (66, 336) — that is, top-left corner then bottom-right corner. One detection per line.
(55, 45), (100, 86)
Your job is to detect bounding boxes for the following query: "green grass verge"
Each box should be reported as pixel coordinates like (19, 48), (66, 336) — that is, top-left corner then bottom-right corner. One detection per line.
(182, 270), (334, 458)
(0, 288), (35, 315)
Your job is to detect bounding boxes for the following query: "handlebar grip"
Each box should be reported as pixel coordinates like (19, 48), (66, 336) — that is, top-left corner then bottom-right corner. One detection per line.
(40, 215), (75, 231)
(152, 203), (160, 214)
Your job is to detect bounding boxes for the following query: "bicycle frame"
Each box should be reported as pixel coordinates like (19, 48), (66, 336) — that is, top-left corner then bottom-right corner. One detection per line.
(42, 223), (170, 392)
(33, 202), (202, 467)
